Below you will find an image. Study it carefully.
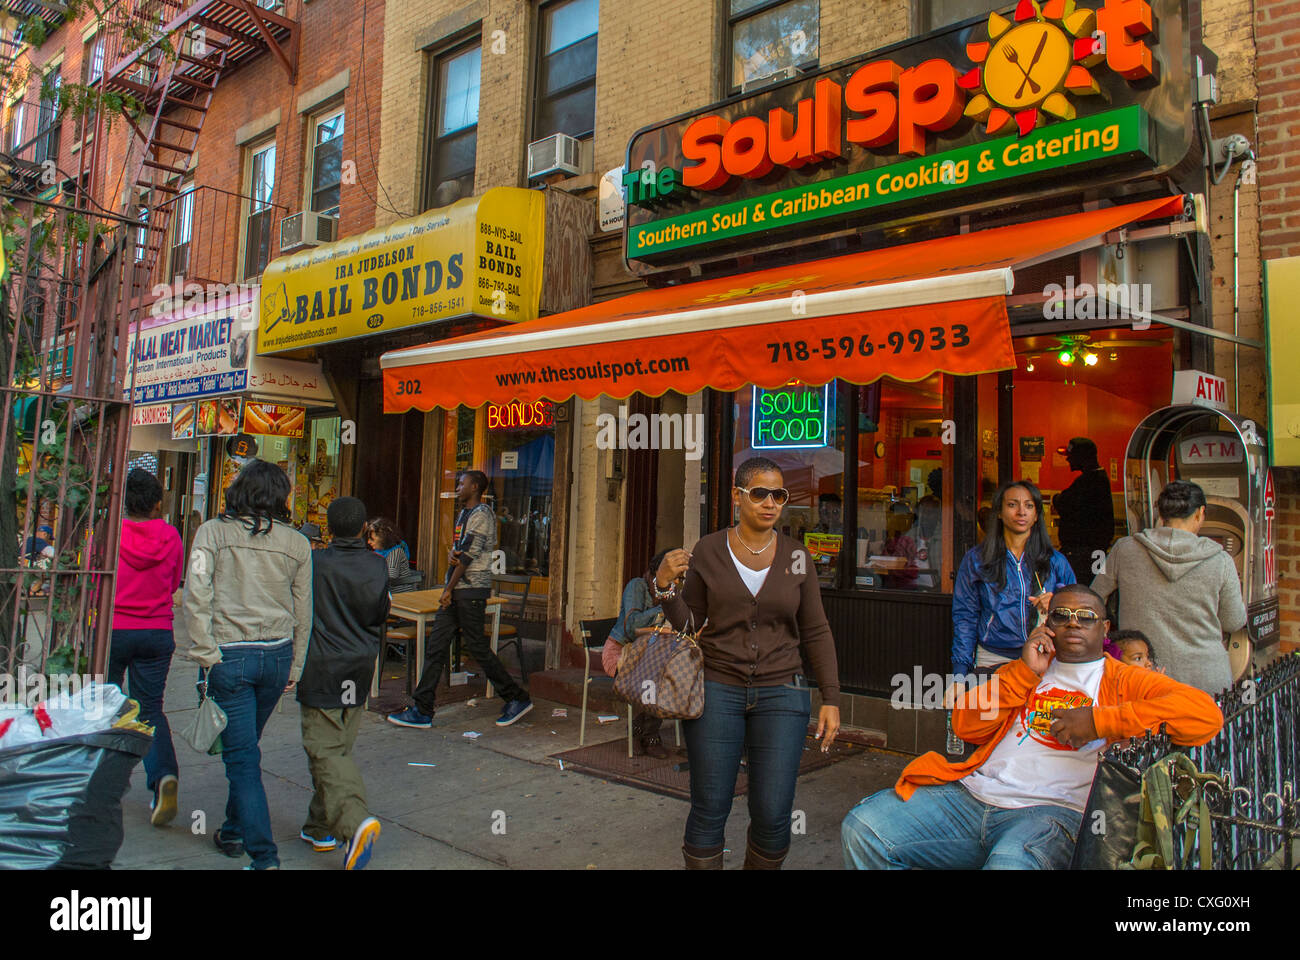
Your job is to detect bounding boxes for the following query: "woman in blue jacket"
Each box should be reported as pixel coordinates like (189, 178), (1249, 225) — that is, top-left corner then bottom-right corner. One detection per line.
(951, 479), (1076, 678)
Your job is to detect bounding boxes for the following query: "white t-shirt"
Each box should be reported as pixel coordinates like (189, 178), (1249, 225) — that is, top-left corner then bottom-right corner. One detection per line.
(728, 542), (771, 597)
(961, 657), (1107, 812)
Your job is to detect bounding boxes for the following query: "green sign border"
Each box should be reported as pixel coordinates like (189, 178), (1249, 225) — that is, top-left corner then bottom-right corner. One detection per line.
(627, 105), (1152, 261)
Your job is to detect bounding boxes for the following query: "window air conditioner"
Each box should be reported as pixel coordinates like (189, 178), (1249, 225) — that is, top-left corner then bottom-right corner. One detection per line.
(740, 64), (803, 94)
(527, 133), (587, 179)
(280, 211), (337, 252)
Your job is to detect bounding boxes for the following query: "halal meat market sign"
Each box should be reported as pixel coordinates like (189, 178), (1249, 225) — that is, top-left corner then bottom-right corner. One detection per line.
(625, 0), (1190, 272)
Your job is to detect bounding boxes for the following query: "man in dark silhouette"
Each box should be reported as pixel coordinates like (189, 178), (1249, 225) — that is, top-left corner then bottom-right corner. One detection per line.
(1053, 437), (1115, 583)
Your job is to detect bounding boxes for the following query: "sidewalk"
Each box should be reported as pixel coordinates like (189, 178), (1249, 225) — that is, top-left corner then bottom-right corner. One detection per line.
(114, 618), (909, 869)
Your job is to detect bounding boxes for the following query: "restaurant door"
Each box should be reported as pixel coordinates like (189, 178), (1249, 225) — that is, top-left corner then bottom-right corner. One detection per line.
(355, 379), (425, 562)
(981, 326), (1176, 578)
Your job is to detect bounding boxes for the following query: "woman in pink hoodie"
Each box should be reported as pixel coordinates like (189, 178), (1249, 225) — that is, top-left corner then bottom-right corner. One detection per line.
(110, 469), (184, 827)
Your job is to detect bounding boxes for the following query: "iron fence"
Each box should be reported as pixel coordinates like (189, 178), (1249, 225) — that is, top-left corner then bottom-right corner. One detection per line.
(1102, 654), (1300, 870)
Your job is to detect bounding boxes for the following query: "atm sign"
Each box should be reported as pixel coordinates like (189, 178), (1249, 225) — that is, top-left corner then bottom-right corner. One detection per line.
(1179, 436), (1242, 464)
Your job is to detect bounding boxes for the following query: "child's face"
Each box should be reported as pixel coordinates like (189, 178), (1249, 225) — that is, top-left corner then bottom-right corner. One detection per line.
(1118, 640), (1154, 669)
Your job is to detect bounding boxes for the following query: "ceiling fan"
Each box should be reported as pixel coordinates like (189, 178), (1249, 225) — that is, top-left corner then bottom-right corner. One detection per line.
(1016, 333), (1163, 368)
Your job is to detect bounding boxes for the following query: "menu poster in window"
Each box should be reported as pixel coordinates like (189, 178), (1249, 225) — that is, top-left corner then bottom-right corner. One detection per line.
(804, 532), (842, 564)
(1019, 436), (1045, 462)
(171, 402), (196, 440)
(195, 400), (219, 436)
(243, 402), (306, 437)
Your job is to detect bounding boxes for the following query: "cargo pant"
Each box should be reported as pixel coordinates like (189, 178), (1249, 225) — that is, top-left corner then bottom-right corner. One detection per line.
(300, 705), (368, 842)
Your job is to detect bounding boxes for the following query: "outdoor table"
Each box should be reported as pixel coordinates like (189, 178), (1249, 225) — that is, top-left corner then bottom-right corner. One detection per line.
(371, 590), (505, 699)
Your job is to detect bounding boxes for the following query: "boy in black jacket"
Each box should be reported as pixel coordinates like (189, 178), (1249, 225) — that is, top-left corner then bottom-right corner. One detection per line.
(297, 497), (390, 870)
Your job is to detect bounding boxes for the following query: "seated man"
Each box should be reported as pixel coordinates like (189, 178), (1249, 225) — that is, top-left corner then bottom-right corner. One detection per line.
(842, 584), (1223, 870)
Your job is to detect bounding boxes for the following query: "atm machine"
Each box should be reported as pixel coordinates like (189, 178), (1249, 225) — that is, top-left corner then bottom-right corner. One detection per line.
(1124, 406), (1279, 679)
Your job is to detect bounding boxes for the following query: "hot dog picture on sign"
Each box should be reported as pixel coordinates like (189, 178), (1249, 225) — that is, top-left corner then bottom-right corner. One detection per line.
(243, 402), (307, 438)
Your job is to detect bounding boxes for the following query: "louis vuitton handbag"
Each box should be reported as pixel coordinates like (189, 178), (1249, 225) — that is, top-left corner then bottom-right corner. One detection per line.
(181, 669), (227, 756)
(612, 616), (707, 720)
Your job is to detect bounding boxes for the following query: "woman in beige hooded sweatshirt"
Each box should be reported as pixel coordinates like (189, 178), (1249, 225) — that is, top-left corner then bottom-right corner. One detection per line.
(1092, 480), (1246, 693)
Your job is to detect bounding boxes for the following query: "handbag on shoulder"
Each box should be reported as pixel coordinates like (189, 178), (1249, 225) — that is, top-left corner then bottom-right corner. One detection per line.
(181, 669), (228, 756)
(612, 615), (707, 720)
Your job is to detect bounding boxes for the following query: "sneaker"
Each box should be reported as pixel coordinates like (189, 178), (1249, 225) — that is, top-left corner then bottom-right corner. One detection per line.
(243, 864), (280, 870)
(150, 775), (178, 827)
(386, 705), (433, 728)
(495, 699), (533, 727)
(344, 817), (381, 871)
(299, 829), (338, 852)
(213, 828), (244, 858)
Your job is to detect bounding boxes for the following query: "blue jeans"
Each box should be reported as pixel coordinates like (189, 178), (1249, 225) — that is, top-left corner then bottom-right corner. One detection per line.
(206, 642), (293, 870)
(841, 781), (1082, 870)
(107, 628), (178, 793)
(681, 679), (811, 852)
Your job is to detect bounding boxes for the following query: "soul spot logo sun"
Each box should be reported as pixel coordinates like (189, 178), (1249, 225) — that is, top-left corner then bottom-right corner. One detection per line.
(960, 0), (1151, 137)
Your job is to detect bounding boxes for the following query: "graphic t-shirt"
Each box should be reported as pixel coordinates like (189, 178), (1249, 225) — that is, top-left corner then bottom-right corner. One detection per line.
(961, 657), (1107, 812)
(447, 503), (497, 593)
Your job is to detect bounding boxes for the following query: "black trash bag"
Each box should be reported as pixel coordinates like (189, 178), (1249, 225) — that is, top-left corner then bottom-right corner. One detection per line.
(0, 730), (152, 870)
(1070, 751), (1143, 869)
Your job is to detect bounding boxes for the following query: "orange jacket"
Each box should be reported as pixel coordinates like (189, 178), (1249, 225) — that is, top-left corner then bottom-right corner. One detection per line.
(895, 655), (1224, 801)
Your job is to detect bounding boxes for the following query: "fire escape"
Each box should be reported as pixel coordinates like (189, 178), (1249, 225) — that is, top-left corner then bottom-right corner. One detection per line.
(102, 0), (298, 306)
(0, 2), (299, 674)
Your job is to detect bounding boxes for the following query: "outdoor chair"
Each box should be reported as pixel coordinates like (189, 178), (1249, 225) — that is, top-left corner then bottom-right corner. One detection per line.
(488, 574), (533, 683)
(577, 617), (681, 757)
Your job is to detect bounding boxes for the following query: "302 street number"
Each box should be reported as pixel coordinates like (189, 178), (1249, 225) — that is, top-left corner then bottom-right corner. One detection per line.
(766, 325), (971, 363)
(394, 379), (423, 395)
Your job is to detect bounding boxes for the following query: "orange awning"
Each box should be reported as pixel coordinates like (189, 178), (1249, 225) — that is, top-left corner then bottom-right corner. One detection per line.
(381, 195), (1184, 412)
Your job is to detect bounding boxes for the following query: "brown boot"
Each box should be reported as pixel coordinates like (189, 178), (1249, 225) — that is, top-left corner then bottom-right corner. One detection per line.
(743, 831), (788, 870)
(683, 844), (724, 869)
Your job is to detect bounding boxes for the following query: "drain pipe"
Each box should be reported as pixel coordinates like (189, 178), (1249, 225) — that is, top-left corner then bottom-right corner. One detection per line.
(1234, 167), (1240, 412)
(1232, 150), (1256, 413)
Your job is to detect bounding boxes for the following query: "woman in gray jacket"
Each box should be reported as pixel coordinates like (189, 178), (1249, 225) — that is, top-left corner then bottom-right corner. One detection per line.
(1092, 480), (1246, 693)
(182, 459), (312, 870)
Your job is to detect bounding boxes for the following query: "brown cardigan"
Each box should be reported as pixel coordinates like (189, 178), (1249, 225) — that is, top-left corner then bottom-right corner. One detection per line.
(661, 529), (841, 707)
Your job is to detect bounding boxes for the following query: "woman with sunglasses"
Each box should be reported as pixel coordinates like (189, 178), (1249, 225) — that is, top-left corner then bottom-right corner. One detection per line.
(656, 456), (841, 870)
(951, 478), (1077, 682)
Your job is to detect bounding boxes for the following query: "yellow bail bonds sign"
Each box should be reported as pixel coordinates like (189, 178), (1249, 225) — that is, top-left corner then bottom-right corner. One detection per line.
(629, 105), (1150, 259)
(257, 187), (544, 353)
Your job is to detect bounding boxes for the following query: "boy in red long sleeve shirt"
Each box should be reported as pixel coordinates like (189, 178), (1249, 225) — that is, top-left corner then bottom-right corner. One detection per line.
(842, 584), (1223, 869)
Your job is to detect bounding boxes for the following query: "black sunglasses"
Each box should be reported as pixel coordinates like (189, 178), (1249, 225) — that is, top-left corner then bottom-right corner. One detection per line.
(735, 485), (790, 506)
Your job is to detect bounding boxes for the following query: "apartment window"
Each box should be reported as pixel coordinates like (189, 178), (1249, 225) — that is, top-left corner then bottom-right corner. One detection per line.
(243, 140), (276, 281)
(34, 71), (62, 165)
(170, 184), (195, 281)
(78, 34), (105, 140)
(534, 0), (598, 141)
(918, 0), (1001, 31)
(424, 41), (480, 209)
(8, 99), (25, 151)
(309, 107), (344, 218)
(728, 0), (819, 91)
(134, 203), (149, 263)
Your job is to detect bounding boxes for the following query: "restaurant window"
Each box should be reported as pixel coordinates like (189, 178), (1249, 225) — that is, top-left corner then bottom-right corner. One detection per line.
(852, 376), (948, 592)
(728, 0), (819, 92)
(917, 0), (1001, 31)
(424, 40), (480, 210)
(309, 106), (344, 219)
(485, 401), (555, 577)
(169, 183), (194, 282)
(533, 0), (598, 141)
(732, 382), (846, 588)
(34, 69), (61, 165)
(242, 138), (276, 281)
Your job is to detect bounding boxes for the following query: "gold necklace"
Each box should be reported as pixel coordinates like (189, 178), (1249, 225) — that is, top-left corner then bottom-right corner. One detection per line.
(734, 526), (775, 555)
